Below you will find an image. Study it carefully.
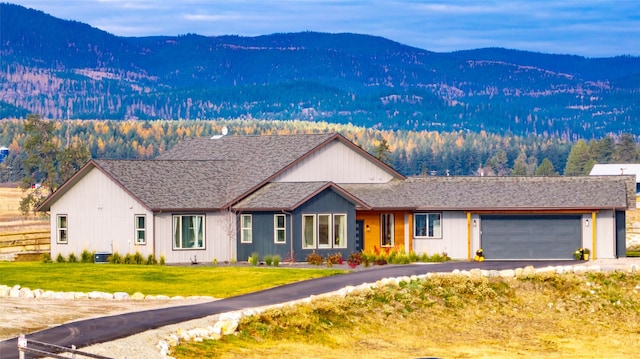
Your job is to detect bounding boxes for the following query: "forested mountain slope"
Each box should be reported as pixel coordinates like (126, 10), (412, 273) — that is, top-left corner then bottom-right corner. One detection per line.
(1, 3), (639, 138)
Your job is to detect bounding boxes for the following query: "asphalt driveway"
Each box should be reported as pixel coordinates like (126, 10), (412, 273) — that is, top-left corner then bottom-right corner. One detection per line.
(0, 260), (570, 358)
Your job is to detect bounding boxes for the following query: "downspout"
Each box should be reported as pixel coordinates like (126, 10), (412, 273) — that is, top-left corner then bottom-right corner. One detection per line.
(467, 212), (472, 261)
(283, 210), (294, 262)
(591, 211), (597, 260)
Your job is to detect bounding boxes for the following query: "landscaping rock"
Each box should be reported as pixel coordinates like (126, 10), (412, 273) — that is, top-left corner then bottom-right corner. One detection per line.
(18, 287), (34, 298)
(113, 292), (130, 300)
(499, 269), (515, 278)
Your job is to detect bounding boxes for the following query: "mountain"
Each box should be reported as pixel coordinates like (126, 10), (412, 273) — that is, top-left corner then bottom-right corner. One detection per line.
(1, 3), (639, 138)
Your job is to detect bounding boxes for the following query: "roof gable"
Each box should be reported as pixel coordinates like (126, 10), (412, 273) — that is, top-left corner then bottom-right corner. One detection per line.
(232, 181), (370, 211)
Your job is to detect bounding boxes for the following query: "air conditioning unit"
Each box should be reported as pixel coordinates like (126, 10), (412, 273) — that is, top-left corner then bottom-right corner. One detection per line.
(94, 252), (111, 263)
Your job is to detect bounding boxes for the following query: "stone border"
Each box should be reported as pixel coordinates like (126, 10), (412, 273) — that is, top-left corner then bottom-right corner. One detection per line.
(0, 284), (214, 302)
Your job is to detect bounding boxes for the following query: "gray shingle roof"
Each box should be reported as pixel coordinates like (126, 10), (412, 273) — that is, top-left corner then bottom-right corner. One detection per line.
(95, 159), (265, 210)
(232, 182), (332, 210)
(232, 181), (370, 210)
(341, 175), (635, 210)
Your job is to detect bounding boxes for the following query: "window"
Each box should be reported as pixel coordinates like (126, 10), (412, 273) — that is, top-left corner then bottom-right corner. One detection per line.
(414, 213), (442, 238)
(274, 214), (286, 244)
(381, 213), (394, 246)
(333, 214), (347, 248)
(302, 214), (316, 249)
(135, 215), (146, 245)
(173, 215), (205, 249)
(57, 215), (68, 244)
(318, 214), (332, 248)
(241, 215), (252, 243)
(303, 213), (347, 249)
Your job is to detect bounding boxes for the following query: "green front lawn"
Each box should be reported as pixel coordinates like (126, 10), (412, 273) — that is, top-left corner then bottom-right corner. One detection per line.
(0, 262), (346, 298)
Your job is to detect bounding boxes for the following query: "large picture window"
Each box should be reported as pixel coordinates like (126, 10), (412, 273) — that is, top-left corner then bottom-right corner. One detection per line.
(303, 214), (347, 249)
(274, 214), (286, 244)
(414, 213), (442, 238)
(57, 215), (68, 244)
(135, 215), (146, 245)
(173, 215), (205, 249)
(241, 215), (252, 243)
(381, 213), (394, 246)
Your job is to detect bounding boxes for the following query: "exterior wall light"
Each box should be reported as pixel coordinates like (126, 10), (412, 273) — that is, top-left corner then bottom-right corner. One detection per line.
(585, 219), (590, 227)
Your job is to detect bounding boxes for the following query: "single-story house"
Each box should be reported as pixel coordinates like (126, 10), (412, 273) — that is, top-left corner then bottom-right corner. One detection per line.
(590, 163), (640, 198)
(38, 133), (636, 263)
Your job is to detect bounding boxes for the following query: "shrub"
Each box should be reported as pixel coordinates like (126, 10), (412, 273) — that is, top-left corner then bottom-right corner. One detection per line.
(132, 251), (144, 264)
(159, 255), (165, 265)
(41, 253), (52, 263)
(264, 255), (273, 266)
(123, 253), (134, 264)
(272, 255), (281, 267)
(347, 252), (363, 268)
(80, 250), (94, 263)
(146, 254), (158, 265)
(67, 252), (78, 263)
(327, 252), (343, 265)
(306, 251), (323, 265)
(109, 252), (123, 264)
(56, 253), (66, 263)
(249, 252), (260, 266)
(373, 257), (387, 266)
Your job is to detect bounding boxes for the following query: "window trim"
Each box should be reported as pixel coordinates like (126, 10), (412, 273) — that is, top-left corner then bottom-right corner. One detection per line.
(381, 213), (394, 247)
(56, 214), (68, 244)
(240, 214), (253, 244)
(134, 214), (146, 245)
(274, 214), (286, 244)
(413, 212), (443, 239)
(172, 214), (206, 250)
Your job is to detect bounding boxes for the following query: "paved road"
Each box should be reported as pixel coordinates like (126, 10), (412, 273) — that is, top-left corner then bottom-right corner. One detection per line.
(0, 260), (569, 358)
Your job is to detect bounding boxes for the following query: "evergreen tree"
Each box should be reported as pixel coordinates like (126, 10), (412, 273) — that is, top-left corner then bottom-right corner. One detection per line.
(613, 133), (638, 162)
(373, 137), (391, 164)
(564, 139), (589, 175)
(535, 158), (558, 176)
(511, 150), (528, 176)
(19, 114), (90, 214)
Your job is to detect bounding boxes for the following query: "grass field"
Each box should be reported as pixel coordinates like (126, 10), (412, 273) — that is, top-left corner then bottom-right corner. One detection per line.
(175, 271), (640, 359)
(0, 186), (48, 233)
(0, 262), (346, 297)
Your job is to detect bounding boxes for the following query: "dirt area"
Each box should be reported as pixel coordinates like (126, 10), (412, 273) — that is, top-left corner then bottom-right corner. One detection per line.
(0, 296), (214, 341)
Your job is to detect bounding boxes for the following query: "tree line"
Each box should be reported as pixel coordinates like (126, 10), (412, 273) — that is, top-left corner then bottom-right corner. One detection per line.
(2, 116), (638, 211)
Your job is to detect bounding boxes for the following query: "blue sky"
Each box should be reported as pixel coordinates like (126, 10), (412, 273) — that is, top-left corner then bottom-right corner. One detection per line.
(8, 0), (640, 57)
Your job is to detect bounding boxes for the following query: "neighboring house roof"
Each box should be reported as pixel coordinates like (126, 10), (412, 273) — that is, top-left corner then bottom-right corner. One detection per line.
(590, 164), (640, 182)
(342, 175), (636, 211)
(232, 182), (370, 211)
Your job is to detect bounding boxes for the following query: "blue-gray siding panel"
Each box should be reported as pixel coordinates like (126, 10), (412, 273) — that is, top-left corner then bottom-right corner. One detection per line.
(481, 215), (582, 260)
(237, 188), (357, 262)
(237, 212), (291, 262)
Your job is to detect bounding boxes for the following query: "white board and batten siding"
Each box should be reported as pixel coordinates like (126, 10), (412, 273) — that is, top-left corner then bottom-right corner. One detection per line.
(412, 211), (469, 260)
(274, 140), (394, 184)
(154, 211), (236, 264)
(49, 167), (153, 259)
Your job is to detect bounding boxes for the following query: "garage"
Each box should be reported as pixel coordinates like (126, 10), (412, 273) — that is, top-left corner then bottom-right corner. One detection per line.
(480, 215), (582, 260)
